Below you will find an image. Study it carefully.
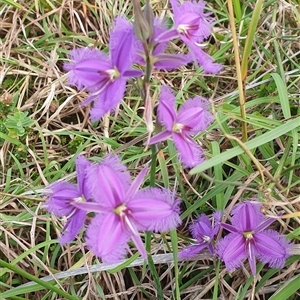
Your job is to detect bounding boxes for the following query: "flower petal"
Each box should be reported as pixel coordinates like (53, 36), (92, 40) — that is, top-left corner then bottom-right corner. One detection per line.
(158, 86), (176, 130)
(110, 17), (136, 72)
(217, 233), (247, 271)
(155, 28), (180, 43)
(254, 230), (291, 269)
(59, 208), (86, 245)
(129, 187), (181, 232)
(86, 213), (130, 263)
(87, 155), (130, 208)
(64, 48), (111, 92)
(45, 181), (80, 216)
(148, 130), (172, 145)
(177, 96), (213, 134)
(172, 133), (204, 168)
(76, 155), (92, 200)
(123, 70), (143, 77)
(190, 214), (213, 241)
(154, 53), (191, 70)
(231, 202), (265, 232)
(125, 167), (148, 201)
(178, 243), (208, 259)
(187, 41), (222, 74)
(90, 78), (126, 121)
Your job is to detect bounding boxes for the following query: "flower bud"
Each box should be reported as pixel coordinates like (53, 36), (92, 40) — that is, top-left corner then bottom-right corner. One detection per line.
(133, 0), (153, 41)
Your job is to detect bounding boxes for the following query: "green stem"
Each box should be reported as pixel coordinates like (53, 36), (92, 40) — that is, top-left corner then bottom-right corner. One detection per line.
(0, 259), (78, 300)
(140, 19), (163, 300)
(227, 0), (248, 142)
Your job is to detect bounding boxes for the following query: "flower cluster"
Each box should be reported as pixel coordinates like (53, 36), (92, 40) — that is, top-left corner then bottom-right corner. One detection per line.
(42, 0), (295, 278)
(45, 154), (181, 263)
(179, 201), (293, 275)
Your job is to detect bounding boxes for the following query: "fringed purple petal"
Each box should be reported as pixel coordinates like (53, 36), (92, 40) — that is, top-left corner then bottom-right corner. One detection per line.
(123, 70), (143, 77)
(110, 17), (135, 72)
(90, 78), (127, 121)
(190, 214), (213, 241)
(172, 133), (204, 168)
(154, 53), (191, 70)
(152, 18), (170, 54)
(158, 86), (176, 130)
(221, 222), (240, 234)
(212, 211), (222, 235)
(254, 230), (291, 269)
(59, 208), (86, 245)
(178, 243), (208, 259)
(148, 130), (172, 145)
(217, 233), (247, 271)
(76, 155), (92, 200)
(171, 0), (214, 43)
(87, 157), (130, 208)
(187, 41), (222, 74)
(129, 187), (181, 232)
(155, 28), (180, 43)
(177, 96), (213, 134)
(45, 181), (80, 216)
(86, 213), (130, 263)
(169, 0), (180, 16)
(231, 202), (265, 232)
(125, 167), (148, 201)
(64, 48), (111, 92)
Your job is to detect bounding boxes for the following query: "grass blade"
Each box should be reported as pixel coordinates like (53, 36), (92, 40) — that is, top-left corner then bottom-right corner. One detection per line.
(190, 116), (300, 174)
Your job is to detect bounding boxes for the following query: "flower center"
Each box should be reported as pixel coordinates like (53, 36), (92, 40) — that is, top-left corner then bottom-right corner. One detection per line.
(177, 24), (194, 36)
(73, 196), (86, 203)
(203, 235), (211, 243)
(114, 204), (127, 215)
(243, 231), (254, 239)
(172, 123), (184, 133)
(106, 67), (120, 81)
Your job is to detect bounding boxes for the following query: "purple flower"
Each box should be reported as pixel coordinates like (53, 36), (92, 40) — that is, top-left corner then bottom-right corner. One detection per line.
(45, 155), (92, 245)
(73, 154), (181, 263)
(157, 0), (222, 73)
(64, 17), (143, 121)
(135, 18), (191, 70)
(217, 201), (292, 275)
(179, 212), (221, 259)
(148, 86), (213, 168)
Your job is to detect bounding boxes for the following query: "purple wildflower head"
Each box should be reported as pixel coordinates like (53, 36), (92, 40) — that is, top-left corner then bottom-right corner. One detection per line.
(155, 0), (222, 74)
(179, 211), (221, 259)
(148, 86), (213, 168)
(44, 155), (92, 245)
(135, 17), (191, 70)
(64, 17), (143, 121)
(72, 154), (182, 263)
(170, 0), (213, 43)
(217, 201), (292, 275)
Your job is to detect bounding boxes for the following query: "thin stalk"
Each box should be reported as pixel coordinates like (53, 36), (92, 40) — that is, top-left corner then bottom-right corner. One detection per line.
(227, 0), (248, 142)
(139, 15), (163, 299)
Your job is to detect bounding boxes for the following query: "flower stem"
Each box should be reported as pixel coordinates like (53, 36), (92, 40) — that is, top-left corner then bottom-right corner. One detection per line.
(227, 0), (248, 142)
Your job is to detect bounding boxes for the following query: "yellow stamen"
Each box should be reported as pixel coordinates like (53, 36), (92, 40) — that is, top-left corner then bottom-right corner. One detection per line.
(243, 231), (254, 239)
(172, 123), (184, 133)
(114, 204), (126, 215)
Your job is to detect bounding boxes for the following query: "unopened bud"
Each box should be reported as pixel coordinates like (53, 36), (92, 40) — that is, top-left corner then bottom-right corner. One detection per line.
(133, 0), (153, 41)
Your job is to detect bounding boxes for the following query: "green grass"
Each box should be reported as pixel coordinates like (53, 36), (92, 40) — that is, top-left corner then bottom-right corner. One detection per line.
(0, 0), (299, 299)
